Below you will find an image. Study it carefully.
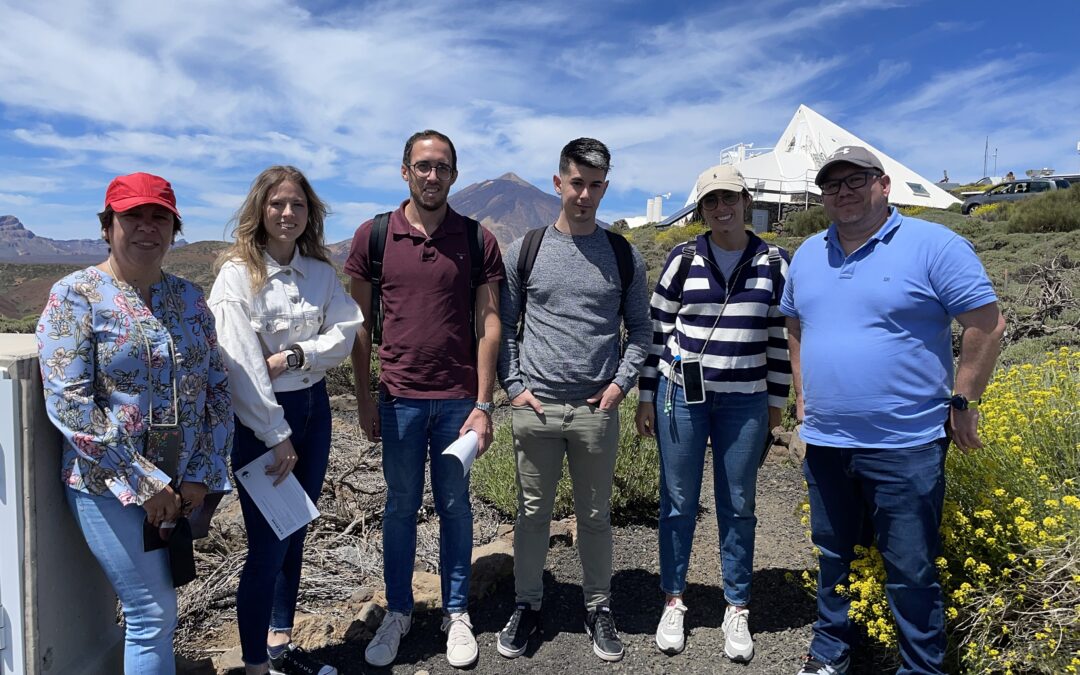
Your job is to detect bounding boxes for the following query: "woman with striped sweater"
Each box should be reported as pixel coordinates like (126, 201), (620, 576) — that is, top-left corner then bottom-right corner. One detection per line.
(636, 164), (791, 663)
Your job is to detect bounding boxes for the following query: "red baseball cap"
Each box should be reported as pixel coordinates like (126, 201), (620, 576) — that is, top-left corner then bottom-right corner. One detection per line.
(104, 172), (180, 217)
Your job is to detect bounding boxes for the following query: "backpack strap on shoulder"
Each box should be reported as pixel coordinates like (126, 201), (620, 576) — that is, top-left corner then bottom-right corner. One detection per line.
(671, 239), (697, 304)
(367, 212), (391, 346)
(767, 244), (784, 304)
(603, 229), (635, 317)
(464, 217), (485, 349)
(515, 226), (548, 341)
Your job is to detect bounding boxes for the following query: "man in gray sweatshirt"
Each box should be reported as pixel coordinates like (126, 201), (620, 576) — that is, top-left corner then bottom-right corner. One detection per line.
(496, 138), (651, 663)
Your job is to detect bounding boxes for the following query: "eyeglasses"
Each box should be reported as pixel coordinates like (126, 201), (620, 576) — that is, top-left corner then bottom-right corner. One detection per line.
(407, 161), (454, 181)
(819, 171), (881, 195)
(700, 192), (742, 210)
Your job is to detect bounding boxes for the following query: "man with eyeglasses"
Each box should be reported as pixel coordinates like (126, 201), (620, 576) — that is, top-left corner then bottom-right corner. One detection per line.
(781, 146), (1005, 675)
(344, 129), (505, 669)
(495, 138), (651, 663)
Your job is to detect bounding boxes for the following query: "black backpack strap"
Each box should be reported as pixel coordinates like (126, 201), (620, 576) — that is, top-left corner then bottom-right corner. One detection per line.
(603, 229), (635, 317)
(367, 212), (391, 346)
(767, 244), (784, 304)
(671, 239), (697, 303)
(464, 217), (485, 349)
(465, 217), (484, 289)
(515, 226), (547, 341)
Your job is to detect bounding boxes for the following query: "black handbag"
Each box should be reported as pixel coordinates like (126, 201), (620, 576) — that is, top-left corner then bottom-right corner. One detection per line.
(143, 516), (197, 587)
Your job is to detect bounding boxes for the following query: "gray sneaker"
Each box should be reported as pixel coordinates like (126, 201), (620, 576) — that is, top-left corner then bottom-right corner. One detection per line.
(655, 598), (687, 654)
(364, 611), (411, 667)
(722, 605), (753, 662)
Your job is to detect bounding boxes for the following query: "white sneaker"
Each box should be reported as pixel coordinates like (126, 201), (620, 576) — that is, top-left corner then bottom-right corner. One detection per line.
(441, 611), (479, 668)
(655, 598), (687, 654)
(364, 610), (411, 667)
(722, 605), (753, 662)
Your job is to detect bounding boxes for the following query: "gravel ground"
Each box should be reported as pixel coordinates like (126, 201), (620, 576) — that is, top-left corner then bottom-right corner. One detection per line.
(301, 454), (864, 674)
(202, 405), (899, 674)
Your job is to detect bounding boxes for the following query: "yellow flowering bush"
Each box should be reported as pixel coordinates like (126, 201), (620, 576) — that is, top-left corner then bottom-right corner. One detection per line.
(899, 205), (929, 217)
(808, 348), (1080, 673)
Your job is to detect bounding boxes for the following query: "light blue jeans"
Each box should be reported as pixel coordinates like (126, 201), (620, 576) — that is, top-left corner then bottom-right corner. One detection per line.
(379, 392), (475, 614)
(656, 378), (769, 606)
(66, 488), (177, 675)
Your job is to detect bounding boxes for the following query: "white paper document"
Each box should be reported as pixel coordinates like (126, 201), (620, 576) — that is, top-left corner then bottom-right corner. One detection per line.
(235, 450), (320, 540)
(442, 430), (479, 476)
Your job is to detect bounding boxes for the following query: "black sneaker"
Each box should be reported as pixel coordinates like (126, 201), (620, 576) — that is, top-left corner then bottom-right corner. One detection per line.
(268, 643), (338, 675)
(584, 606), (624, 662)
(497, 603), (542, 658)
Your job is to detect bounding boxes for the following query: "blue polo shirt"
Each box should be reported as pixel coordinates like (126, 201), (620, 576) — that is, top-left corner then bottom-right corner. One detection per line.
(780, 209), (997, 448)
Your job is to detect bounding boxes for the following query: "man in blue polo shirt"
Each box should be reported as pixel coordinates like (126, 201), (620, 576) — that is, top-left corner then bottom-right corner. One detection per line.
(781, 146), (1006, 675)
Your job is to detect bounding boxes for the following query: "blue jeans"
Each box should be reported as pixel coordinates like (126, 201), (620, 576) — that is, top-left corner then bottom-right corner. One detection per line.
(231, 380), (332, 666)
(66, 488), (177, 675)
(804, 439), (948, 675)
(656, 378), (768, 605)
(379, 392), (475, 614)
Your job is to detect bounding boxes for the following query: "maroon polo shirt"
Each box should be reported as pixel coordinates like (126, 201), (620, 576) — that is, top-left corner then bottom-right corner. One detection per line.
(344, 202), (504, 398)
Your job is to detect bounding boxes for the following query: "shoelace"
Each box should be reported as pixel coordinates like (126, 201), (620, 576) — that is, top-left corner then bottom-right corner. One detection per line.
(371, 614), (407, 648)
(278, 645), (323, 675)
(726, 610), (750, 639)
(593, 611), (619, 640)
(502, 607), (526, 637)
(445, 615), (474, 646)
(664, 603), (685, 628)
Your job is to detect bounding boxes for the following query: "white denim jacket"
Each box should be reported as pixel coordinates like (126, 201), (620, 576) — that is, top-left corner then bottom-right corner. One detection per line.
(209, 252), (363, 447)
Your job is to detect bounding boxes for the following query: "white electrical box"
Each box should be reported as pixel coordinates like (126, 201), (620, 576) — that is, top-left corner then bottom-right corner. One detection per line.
(1, 335), (122, 674)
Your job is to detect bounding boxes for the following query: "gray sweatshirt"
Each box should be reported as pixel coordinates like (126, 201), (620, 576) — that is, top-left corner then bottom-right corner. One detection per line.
(498, 225), (651, 401)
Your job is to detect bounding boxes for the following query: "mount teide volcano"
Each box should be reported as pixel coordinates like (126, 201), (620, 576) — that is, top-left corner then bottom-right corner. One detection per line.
(449, 172), (607, 249)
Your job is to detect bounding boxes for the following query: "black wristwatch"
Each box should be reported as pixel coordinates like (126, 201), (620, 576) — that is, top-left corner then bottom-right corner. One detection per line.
(950, 394), (979, 411)
(285, 345), (305, 371)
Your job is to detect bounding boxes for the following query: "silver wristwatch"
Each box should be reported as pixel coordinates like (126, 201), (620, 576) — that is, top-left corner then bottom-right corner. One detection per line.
(474, 401), (495, 415)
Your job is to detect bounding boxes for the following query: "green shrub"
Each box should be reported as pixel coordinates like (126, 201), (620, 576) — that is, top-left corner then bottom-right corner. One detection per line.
(323, 354), (380, 398)
(1007, 183), (1080, 233)
(471, 392), (660, 524)
(898, 205), (929, 217)
(654, 219), (706, 254)
(783, 206), (830, 237)
(0, 315), (39, 333)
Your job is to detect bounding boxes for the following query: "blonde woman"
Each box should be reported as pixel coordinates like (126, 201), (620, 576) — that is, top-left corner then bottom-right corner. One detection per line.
(209, 166), (362, 675)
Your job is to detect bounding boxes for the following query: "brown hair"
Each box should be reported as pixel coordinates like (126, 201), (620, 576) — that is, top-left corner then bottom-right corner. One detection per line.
(402, 130), (458, 170)
(215, 166), (331, 290)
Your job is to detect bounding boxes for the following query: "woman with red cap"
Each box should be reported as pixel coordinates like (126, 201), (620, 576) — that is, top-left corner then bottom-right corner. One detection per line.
(210, 166), (361, 675)
(37, 173), (233, 674)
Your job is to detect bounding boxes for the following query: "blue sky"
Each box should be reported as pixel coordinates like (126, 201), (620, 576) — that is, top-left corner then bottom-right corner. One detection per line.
(2, 0), (1079, 244)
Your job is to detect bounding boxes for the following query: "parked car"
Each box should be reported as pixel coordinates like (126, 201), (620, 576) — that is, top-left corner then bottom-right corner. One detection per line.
(961, 178), (1071, 215)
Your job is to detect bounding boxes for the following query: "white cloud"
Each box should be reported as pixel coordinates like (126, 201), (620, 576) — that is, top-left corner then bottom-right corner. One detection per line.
(1, 0), (1076, 241)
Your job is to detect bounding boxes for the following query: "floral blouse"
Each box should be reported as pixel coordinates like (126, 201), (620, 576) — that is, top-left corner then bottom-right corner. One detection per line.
(37, 267), (233, 506)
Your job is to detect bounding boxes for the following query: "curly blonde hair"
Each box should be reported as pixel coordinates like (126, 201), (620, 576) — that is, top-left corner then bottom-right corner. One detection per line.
(216, 165), (332, 290)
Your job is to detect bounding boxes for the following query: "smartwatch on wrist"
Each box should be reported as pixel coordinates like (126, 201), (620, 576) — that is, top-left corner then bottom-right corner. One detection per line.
(950, 394), (979, 411)
(285, 345), (305, 371)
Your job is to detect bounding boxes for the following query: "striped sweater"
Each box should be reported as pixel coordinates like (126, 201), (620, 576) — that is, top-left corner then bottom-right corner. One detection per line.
(638, 232), (792, 408)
